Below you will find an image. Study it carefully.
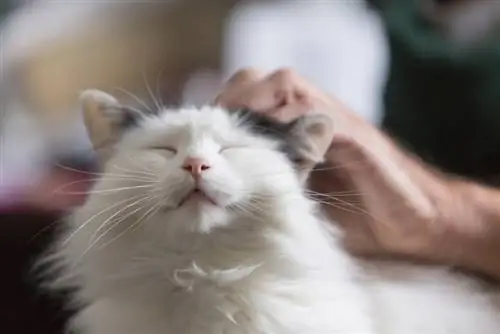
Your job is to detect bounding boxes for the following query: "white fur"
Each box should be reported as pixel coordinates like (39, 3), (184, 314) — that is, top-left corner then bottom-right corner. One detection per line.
(47, 107), (500, 334)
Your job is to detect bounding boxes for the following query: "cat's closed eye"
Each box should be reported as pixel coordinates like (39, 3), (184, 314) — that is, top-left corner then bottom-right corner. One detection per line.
(150, 146), (178, 154)
(219, 145), (246, 153)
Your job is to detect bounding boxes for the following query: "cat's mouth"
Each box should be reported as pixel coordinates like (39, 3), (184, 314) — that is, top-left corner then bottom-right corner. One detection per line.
(179, 187), (218, 206)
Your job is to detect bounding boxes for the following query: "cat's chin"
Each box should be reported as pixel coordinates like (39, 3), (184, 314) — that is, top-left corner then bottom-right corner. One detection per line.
(158, 190), (233, 233)
(165, 204), (232, 234)
(160, 187), (222, 213)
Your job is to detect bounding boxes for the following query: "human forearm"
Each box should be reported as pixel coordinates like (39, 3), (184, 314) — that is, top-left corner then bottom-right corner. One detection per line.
(325, 129), (500, 279)
(370, 138), (500, 279)
(445, 180), (500, 279)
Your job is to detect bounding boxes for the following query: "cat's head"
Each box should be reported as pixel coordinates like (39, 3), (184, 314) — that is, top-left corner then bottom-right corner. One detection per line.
(80, 90), (334, 234)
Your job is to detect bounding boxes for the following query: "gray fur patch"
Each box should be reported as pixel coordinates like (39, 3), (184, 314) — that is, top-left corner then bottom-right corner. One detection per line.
(234, 109), (308, 164)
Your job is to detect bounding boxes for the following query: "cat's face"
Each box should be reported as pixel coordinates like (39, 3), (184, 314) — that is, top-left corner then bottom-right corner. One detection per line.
(80, 90), (333, 234)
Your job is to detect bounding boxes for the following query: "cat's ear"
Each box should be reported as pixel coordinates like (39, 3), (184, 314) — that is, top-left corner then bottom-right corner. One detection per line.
(289, 113), (334, 180)
(80, 89), (144, 157)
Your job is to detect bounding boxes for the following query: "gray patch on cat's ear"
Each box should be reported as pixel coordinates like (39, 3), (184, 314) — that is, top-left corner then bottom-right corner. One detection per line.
(80, 89), (144, 156)
(288, 113), (334, 182)
(233, 109), (334, 183)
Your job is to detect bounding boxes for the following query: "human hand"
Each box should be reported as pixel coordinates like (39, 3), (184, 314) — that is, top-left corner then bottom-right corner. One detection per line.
(215, 68), (457, 263)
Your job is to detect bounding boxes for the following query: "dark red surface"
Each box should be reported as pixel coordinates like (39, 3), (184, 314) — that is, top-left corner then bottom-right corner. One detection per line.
(0, 209), (70, 334)
(0, 167), (92, 334)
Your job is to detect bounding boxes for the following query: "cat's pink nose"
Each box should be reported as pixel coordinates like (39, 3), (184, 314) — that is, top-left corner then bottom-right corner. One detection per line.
(182, 157), (211, 177)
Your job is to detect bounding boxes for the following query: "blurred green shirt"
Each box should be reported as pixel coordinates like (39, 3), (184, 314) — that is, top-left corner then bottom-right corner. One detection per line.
(378, 0), (500, 184)
(0, 1), (12, 22)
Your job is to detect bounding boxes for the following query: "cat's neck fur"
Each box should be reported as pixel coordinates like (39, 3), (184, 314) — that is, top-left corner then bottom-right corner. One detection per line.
(69, 189), (342, 292)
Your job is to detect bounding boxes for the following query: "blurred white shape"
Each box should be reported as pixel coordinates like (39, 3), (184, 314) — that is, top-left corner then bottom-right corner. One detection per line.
(0, 95), (93, 205)
(0, 1), (100, 203)
(223, 0), (389, 125)
(2, 0), (180, 65)
(0, 99), (51, 199)
(1, 1), (104, 65)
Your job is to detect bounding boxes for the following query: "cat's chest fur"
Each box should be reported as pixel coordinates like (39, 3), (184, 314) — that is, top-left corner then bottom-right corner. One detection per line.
(68, 197), (500, 334)
(68, 198), (374, 334)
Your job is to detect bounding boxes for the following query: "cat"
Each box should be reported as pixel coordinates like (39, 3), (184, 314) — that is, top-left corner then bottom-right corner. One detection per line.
(39, 89), (500, 334)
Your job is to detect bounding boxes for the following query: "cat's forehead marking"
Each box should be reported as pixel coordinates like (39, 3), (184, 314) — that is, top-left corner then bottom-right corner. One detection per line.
(235, 109), (306, 162)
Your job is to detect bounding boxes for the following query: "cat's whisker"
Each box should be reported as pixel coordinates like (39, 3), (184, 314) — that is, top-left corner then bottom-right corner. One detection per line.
(305, 188), (361, 195)
(92, 204), (154, 249)
(315, 198), (364, 206)
(27, 216), (67, 245)
(52, 177), (157, 196)
(62, 194), (151, 246)
(302, 189), (367, 210)
(309, 159), (369, 172)
(155, 65), (168, 108)
(315, 201), (363, 216)
(304, 189), (362, 195)
(54, 163), (100, 176)
(89, 195), (156, 243)
(308, 194), (364, 202)
(123, 152), (158, 174)
(59, 184), (156, 196)
(248, 197), (274, 212)
(98, 198), (163, 251)
(77, 197), (159, 263)
(316, 198), (397, 238)
(316, 196), (390, 227)
(316, 195), (365, 212)
(246, 191), (366, 212)
(316, 198), (364, 206)
(245, 190), (359, 202)
(55, 163), (156, 181)
(207, 178), (364, 203)
(305, 190), (364, 198)
(111, 86), (153, 114)
(232, 198), (269, 220)
(229, 204), (264, 225)
(143, 72), (162, 111)
(231, 203), (255, 218)
(59, 176), (154, 186)
(240, 206), (269, 226)
(110, 163), (157, 178)
(242, 158), (369, 178)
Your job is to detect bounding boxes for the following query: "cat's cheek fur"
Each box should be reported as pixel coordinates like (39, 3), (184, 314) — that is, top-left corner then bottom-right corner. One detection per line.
(222, 148), (300, 195)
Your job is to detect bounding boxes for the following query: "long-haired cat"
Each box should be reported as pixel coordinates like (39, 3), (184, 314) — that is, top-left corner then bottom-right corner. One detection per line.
(40, 90), (500, 334)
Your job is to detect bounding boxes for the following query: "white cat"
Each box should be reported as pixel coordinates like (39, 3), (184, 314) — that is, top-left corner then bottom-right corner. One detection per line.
(41, 90), (500, 334)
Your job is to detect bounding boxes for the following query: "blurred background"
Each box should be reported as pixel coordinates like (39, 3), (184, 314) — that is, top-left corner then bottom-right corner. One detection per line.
(2, 0), (500, 333)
